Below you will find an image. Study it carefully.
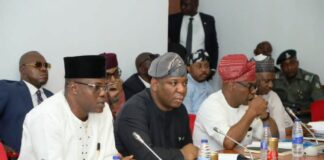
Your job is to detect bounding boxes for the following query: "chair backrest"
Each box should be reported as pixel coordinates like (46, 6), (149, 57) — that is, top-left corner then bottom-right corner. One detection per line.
(310, 100), (324, 121)
(188, 114), (196, 135)
(0, 142), (8, 160)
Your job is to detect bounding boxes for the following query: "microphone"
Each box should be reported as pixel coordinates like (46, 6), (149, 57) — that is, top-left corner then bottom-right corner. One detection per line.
(213, 127), (254, 160)
(132, 132), (163, 160)
(285, 107), (319, 144)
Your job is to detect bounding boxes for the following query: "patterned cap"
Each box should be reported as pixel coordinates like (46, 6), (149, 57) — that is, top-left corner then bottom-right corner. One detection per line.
(186, 49), (210, 66)
(148, 52), (187, 78)
(218, 54), (256, 82)
(251, 54), (275, 72)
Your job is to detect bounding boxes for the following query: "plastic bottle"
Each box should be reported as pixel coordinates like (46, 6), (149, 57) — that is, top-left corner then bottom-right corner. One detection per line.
(112, 155), (121, 160)
(292, 119), (304, 159)
(260, 124), (271, 160)
(197, 139), (211, 160)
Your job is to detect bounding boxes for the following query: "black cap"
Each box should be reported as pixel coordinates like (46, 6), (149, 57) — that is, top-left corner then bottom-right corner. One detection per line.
(64, 55), (106, 78)
(276, 49), (297, 65)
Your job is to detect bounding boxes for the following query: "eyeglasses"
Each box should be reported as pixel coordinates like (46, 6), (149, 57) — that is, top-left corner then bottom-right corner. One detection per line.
(236, 81), (257, 91)
(106, 68), (121, 79)
(73, 81), (108, 94)
(23, 62), (51, 69)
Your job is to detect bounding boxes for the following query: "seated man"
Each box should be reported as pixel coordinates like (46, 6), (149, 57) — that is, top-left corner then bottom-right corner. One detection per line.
(115, 53), (198, 160)
(0, 51), (53, 154)
(251, 54), (293, 138)
(273, 49), (324, 122)
(123, 52), (158, 100)
(253, 41), (280, 73)
(193, 54), (278, 151)
(183, 49), (213, 114)
(19, 55), (132, 159)
(100, 53), (125, 118)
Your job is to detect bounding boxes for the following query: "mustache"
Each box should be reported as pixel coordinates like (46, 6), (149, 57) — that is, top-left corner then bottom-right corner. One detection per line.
(174, 94), (184, 99)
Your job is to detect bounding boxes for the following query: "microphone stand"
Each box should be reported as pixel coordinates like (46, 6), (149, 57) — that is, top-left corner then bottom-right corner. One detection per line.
(213, 127), (254, 160)
(132, 132), (163, 160)
(286, 107), (319, 144)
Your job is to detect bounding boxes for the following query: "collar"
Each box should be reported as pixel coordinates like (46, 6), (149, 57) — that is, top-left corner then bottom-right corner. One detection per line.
(187, 74), (200, 84)
(183, 12), (200, 20)
(23, 80), (43, 95)
(138, 75), (150, 88)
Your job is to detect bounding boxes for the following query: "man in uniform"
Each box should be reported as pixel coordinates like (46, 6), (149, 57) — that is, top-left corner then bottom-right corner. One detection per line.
(273, 49), (324, 122)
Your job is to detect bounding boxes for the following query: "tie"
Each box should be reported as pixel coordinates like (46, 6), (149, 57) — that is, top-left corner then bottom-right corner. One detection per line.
(36, 90), (44, 104)
(186, 17), (194, 55)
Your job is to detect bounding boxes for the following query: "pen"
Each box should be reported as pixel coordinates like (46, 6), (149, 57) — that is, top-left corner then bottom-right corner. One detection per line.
(97, 142), (100, 159)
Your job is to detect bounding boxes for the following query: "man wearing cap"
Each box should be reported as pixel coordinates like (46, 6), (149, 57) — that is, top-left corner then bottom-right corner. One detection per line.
(273, 49), (324, 122)
(193, 54), (278, 151)
(253, 41), (280, 73)
(183, 49), (213, 114)
(123, 52), (158, 100)
(251, 55), (293, 138)
(100, 53), (125, 118)
(0, 51), (53, 154)
(19, 55), (131, 160)
(115, 52), (198, 160)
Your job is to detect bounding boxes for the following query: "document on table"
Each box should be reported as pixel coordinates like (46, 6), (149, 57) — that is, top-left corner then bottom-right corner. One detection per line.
(246, 141), (292, 155)
(308, 121), (324, 137)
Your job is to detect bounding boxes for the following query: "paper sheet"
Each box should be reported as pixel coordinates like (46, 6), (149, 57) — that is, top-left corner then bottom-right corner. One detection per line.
(218, 153), (239, 160)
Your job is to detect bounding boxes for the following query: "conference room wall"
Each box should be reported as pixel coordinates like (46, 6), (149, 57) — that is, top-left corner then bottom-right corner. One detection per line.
(199, 0), (324, 89)
(0, 0), (168, 92)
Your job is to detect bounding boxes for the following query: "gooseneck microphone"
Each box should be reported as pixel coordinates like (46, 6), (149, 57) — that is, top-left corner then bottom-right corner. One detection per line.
(213, 127), (254, 160)
(285, 107), (319, 144)
(132, 132), (163, 160)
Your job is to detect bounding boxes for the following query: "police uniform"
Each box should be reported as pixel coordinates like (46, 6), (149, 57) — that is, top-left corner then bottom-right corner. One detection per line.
(273, 49), (324, 122)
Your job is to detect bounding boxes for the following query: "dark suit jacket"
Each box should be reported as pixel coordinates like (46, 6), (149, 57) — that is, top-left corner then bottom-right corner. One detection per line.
(168, 12), (219, 70)
(0, 80), (53, 152)
(123, 73), (146, 100)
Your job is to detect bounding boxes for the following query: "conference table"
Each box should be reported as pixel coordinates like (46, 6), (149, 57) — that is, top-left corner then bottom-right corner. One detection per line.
(218, 148), (324, 160)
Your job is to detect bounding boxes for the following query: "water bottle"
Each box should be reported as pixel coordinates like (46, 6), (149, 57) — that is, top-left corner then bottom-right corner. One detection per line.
(112, 155), (121, 160)
(198, 139), (211, 160)
(292, 119), (304, 159)
(260, 124), (271, 160)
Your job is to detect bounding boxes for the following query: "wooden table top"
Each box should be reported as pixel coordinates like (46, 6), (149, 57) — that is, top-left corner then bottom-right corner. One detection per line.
(219, 149), (324, 160)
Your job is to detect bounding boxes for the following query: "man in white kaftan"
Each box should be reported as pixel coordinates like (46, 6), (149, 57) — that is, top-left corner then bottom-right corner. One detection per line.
(19, 55), (124, 160)
(19, 91), (117, 160)
(251, 54), (293, 138)
(193, 90), (264, 151)
(261, 90), (293, 138)
(193, 54), (279, 151)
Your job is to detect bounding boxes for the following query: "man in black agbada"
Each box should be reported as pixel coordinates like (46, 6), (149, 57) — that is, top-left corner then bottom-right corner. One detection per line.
(114, 52), (198, 160)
